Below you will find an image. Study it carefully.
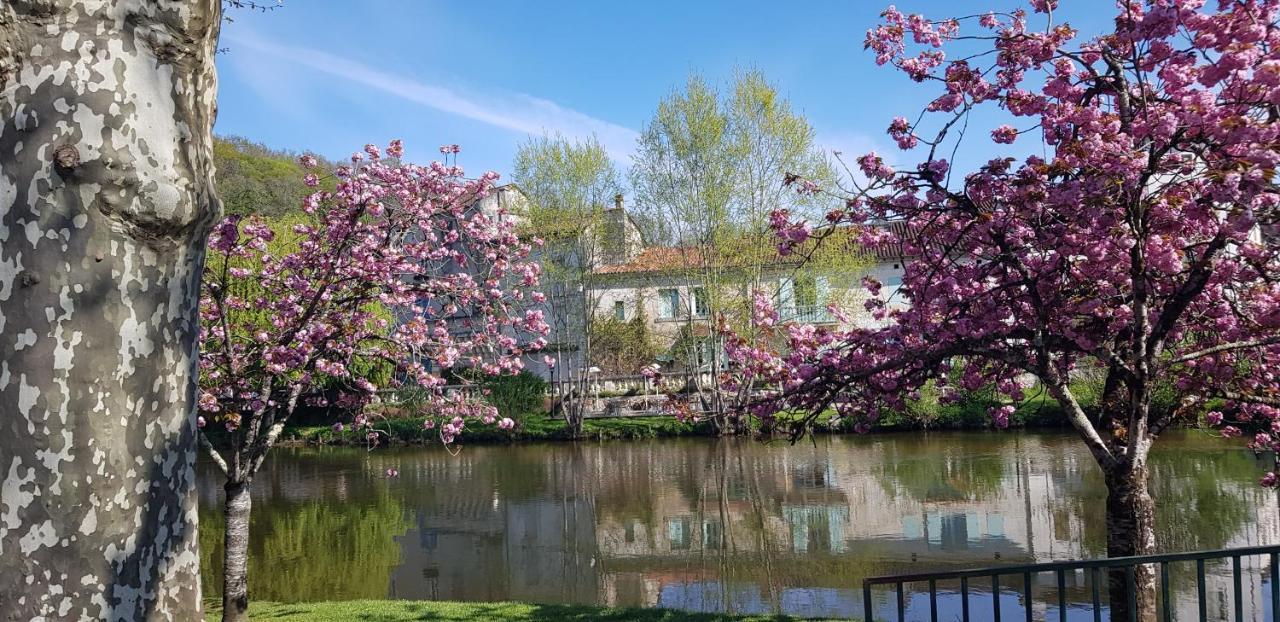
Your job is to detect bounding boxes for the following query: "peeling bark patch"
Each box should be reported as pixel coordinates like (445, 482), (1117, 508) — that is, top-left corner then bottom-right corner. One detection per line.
(52, 142), (79, 171)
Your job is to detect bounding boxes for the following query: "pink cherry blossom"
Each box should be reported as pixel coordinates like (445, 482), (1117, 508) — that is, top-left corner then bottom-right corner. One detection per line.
(991, 125), (1018, 144)
(728, 2), (1280, 494)
(199, 141), (549, 488)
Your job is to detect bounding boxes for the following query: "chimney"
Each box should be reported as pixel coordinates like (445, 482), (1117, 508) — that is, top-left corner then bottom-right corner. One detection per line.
(600, 194), (635, 265)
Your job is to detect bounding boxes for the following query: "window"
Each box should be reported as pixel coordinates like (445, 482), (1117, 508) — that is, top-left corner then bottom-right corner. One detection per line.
(794, 276), (818, 308)
(668, 517), (692, 549)
(657, 288), (679, 319)
(703, 520), (723, 550)
(613, 300), (626, 320)
(692, 287), (709, 317)
(778, 278), (795, 314)
(691, 339), (714, 367)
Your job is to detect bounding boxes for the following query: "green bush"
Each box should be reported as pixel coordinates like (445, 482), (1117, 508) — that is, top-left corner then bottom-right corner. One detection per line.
(476, 371), (547, 421)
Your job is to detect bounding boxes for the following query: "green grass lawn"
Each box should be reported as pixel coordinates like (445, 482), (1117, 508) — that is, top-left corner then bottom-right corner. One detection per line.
(204, 600), (838, 621)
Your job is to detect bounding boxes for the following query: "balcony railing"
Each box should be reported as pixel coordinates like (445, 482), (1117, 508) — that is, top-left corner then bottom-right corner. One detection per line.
(781, 304), (835, 324)
(862, 543), (1280, 622)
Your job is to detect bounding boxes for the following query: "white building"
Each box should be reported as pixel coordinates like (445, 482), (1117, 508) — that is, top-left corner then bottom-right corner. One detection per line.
(577, 197), (912, 377)
(451, 187), (915, 381)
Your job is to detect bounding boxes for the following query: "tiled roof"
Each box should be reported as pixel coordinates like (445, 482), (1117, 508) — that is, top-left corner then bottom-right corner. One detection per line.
(593, 221), (917, 275)
(594, 246), (706, 274)
(863, 220), (917, 262)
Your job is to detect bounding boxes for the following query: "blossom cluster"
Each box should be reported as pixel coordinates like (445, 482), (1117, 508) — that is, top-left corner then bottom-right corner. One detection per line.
(731, 1), (1280, 481)
(200, 141), (548, 453)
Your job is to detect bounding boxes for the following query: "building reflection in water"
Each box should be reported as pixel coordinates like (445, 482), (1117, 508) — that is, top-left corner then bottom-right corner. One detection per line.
(198, 431), (1280, 620)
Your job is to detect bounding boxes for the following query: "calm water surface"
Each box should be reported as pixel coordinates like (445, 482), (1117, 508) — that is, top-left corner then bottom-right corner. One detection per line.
(197, 431), (1279, 620)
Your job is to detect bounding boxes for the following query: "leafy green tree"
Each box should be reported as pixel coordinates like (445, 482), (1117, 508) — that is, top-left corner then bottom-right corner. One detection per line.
(589, 312), (660, 375)
(512, 133), (624, 436)
(630, 69), (845, 432)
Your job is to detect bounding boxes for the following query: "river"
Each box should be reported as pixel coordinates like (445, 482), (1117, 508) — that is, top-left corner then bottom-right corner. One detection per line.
(197, 430), (1279, 620)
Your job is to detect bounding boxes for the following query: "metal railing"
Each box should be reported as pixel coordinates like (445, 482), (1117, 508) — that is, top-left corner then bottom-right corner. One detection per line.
(862, 543), (1280, 622)
(782, 304), (836, 324)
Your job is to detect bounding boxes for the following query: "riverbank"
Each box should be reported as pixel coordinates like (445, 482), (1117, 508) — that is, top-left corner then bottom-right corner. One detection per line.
(279, 390), (1102, 446)
(198, 431), (1263, 620)
(203, 600), (832, 621)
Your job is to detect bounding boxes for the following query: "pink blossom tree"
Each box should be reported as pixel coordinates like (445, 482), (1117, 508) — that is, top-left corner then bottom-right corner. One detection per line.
(198, 141), (547, 622)
(730, 2), (1280, 618)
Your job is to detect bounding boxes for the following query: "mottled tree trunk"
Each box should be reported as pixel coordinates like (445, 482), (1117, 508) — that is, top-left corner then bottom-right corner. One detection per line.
(0, 2), (221, 620)
(1105, 462), (1158, 622)
(221, 480), (252, 622)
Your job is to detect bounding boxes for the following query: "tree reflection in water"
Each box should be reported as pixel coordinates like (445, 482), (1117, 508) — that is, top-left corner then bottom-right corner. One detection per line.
(199, 470), (408, 602)
(197, 431), (1277, 620)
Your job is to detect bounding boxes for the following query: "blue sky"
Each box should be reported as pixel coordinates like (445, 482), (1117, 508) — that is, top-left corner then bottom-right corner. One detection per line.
(215, 1), (1115, 182)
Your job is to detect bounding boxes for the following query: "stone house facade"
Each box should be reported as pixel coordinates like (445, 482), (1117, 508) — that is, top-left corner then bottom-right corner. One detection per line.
(450, 186), (913, 381)
(579, 198), (913, 376)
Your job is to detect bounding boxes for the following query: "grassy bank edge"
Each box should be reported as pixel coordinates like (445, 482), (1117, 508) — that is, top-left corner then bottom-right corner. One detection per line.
(274, 382), (1209, 448)
(277, 391), (1103, 447)
(203, 599), (838, 621)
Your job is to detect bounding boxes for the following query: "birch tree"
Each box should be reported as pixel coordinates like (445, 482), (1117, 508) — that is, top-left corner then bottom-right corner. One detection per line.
(630, 70), (837, 433)
(512, 133), (623, 436)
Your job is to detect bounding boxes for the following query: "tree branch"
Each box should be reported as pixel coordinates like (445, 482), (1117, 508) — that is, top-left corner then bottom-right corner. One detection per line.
(1170, 336), (1280, 365)
(199, 431), (230, 476)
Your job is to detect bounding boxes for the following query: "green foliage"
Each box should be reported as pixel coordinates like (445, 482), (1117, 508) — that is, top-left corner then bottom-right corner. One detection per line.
(631, 68), (836, 246)
(629, 69), (853, 351)
(511, 133), (630, 365)
(214, 136), (330, 217)
(512, 133), (623, 235)
(873, 382), (1066, 430)
(287, 414), (709, 445)
(511, 133), (623, 285)
(200, 490), (409, 602)
(477, 371), (547, 421)
(589, 312), (660, 374)
(288, 375), (1206, 445)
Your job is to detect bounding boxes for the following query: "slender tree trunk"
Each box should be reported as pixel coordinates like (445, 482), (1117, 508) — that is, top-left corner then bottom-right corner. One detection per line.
(0, 2), (220, 619)
(222, 480), (253, 622)
(1104, 462), (1158, 622)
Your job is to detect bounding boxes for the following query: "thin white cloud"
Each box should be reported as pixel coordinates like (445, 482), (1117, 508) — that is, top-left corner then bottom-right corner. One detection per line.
(223, 31), (638, 161)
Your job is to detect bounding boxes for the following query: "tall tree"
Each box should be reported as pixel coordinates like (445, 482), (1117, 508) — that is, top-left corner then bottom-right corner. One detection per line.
(734, 2), (1280, 619)
(511, 133), (624, 436)
(630, 70), (837, 433)
(199, 142), (547, 621)
(0, 2), (221, 619)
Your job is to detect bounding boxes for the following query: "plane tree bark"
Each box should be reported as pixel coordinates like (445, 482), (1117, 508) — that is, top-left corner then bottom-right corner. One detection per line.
(0, 2), (221, 619)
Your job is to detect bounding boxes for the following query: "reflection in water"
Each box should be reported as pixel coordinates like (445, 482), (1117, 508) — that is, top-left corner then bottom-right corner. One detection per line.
(197, 431), (1279, 620)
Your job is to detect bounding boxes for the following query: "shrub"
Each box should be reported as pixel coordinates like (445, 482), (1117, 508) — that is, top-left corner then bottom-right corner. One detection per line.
(476, 371), (547, 421)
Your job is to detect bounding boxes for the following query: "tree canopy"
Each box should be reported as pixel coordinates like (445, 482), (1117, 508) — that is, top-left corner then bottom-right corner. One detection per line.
(730, 2), (1280, 617)
(215, 135), (332, 217)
